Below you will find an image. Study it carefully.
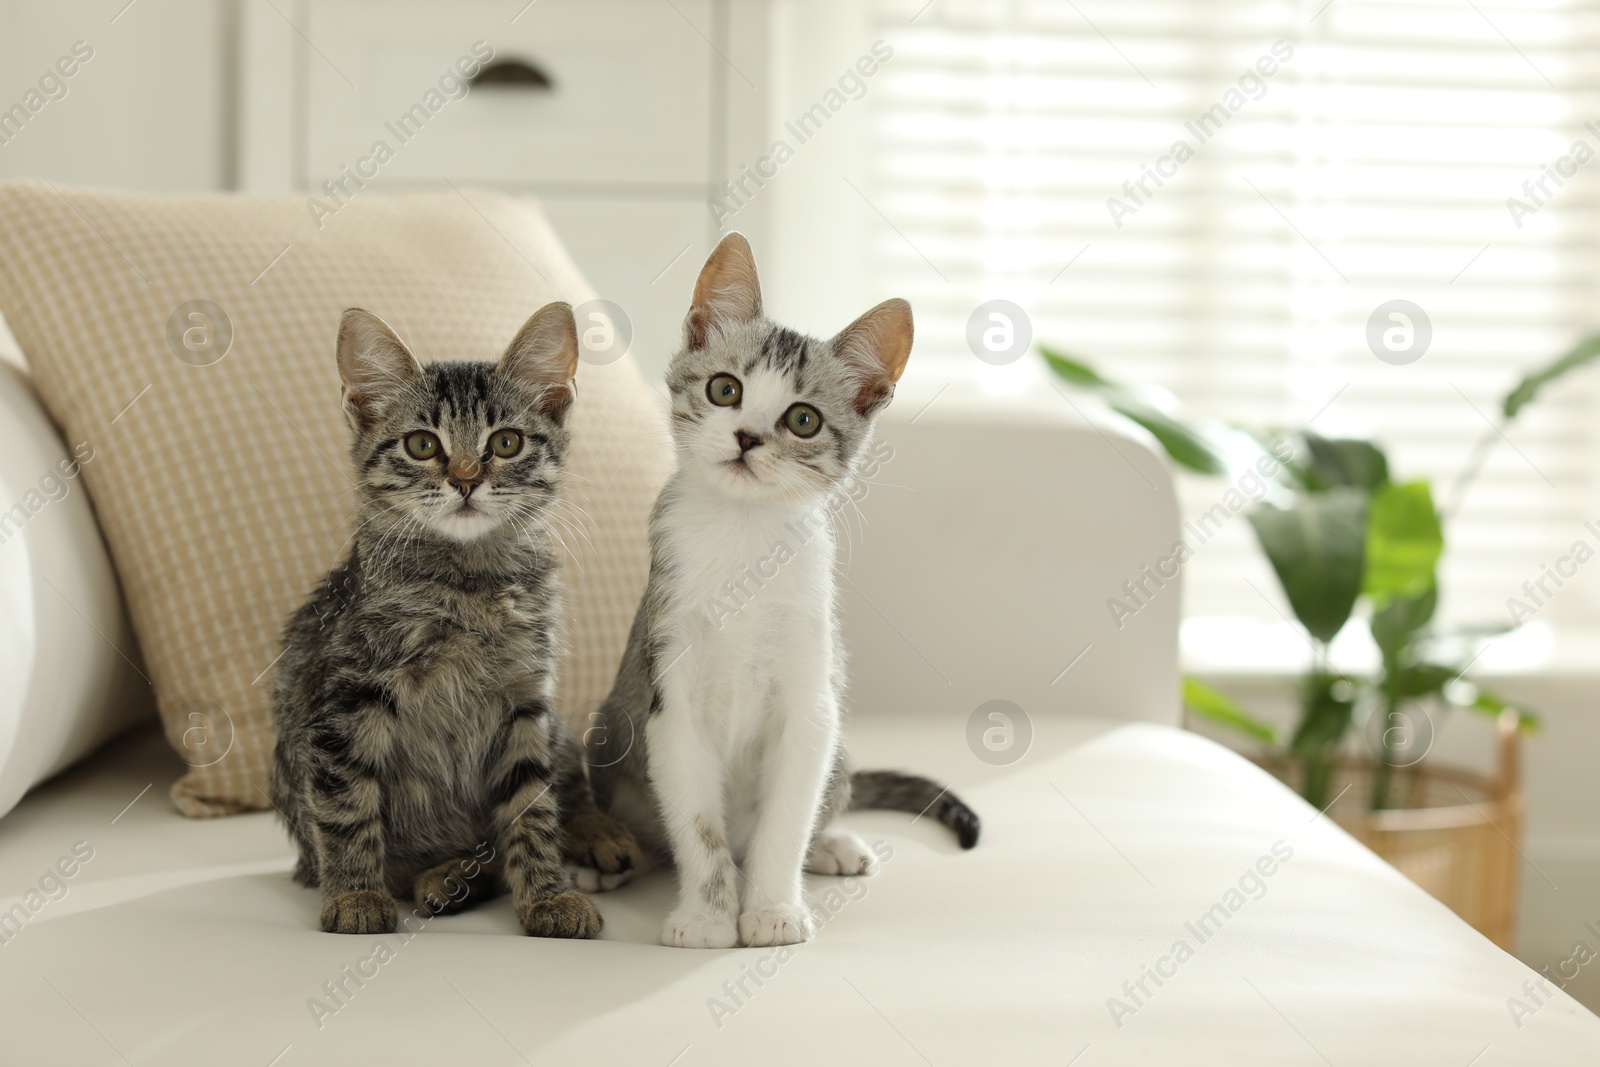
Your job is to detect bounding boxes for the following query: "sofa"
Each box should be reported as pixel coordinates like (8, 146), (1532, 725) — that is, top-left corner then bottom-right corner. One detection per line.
(2, 245), (1598, 1064)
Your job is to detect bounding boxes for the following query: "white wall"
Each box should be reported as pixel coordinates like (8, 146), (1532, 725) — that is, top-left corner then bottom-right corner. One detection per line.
(0, 0), (237, 191)
(759, 0), (877, 338)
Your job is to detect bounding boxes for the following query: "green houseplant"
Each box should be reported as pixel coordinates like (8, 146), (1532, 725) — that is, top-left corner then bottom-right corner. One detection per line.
(1039, 335), (1600, 811)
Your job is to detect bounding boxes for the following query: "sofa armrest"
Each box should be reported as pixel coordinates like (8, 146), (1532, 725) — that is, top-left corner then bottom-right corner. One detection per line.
(0, 355), (151, 819)
(840, 387), (1181, 739)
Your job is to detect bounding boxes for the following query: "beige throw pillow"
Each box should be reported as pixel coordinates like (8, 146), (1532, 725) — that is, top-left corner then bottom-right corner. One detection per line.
(0, 182), (670, 816)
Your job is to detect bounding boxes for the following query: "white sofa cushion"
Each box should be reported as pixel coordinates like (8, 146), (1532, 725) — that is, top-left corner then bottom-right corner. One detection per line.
(0, 714), (1593, 1064)
(0, 322), (149, 821)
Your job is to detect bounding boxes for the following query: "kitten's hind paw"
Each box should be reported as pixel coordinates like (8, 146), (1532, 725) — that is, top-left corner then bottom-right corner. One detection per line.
(739, 904), (814, 947)
(413, 856), (502, 915)
(562, 813), (642, 886)
(517, 890), (603, 939)
(564, 863), (634, 894)
(805, 829), (879, 877)
(662, 906), (738, 949)
(320, 889), (398, 935)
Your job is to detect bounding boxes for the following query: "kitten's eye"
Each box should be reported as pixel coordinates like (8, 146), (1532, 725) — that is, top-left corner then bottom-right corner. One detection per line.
(404, 431), (441, 460)
(489, 429), (524, 458)
(707, 374), (742, 407)
(783, 403), (823, 438)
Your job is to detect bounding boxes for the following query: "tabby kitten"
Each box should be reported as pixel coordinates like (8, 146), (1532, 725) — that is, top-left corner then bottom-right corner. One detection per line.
(272, 302), (639, 939)
(589, 234), (979, 950)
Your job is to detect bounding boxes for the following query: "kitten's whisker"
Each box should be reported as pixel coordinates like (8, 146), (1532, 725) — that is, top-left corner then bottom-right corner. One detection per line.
(516, 512), (583, 572)
(545, 499), (597, 546)
(328, 498), (417, 562)
(364, 504), (431, 573)
(512, 497), (596, 561)
(542, 513), (588, 561)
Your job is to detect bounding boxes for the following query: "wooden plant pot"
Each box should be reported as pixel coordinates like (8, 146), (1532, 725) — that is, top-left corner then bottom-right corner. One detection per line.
(1262, 710), (1524, 950)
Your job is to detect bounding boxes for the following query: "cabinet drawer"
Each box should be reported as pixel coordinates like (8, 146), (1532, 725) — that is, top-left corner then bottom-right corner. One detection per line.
(304, 0), (715, 189)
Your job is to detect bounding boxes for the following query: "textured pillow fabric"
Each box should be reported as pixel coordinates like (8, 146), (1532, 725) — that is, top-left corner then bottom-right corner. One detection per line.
(0, 183), (671, 816)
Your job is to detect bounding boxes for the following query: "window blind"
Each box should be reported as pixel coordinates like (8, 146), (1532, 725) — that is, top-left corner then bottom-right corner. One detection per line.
(863, 0), (1600, 628)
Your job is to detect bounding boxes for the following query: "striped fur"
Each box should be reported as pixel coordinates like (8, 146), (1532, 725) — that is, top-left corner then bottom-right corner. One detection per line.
(848, 770), (980, 849)
(271, 304), (639, 938)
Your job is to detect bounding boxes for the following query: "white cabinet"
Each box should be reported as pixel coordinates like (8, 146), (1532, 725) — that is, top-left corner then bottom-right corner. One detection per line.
(302, 0), (715, 190)
(240, 0), (773, 382)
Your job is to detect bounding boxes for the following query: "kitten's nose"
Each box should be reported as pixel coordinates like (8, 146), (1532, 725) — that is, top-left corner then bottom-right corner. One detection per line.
(735, 430), (763, 454)
(448, 458), (484, 498)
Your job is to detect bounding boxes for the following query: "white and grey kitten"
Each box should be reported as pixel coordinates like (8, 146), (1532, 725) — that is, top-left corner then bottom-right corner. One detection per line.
(588, 234), (979, 949)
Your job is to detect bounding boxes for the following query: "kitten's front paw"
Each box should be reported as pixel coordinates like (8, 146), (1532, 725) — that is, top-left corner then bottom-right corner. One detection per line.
(738, 904), (815, 947)
(661, 906), (738, 949)
(517, 891), (603, 939)
(562, 813), (643, 887)
(805, 830), (879, 877)
(320, 889), (398, 935)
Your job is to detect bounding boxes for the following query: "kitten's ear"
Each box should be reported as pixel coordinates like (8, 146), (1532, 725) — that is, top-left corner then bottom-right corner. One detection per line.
(832, 298), (913, 416)
(685, 232), (763, 349)
(336, 308), (423, 429)
(499, 301), (579, 423)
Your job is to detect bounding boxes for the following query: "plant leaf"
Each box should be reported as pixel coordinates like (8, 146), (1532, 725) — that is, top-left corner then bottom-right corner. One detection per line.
(1037, 348), (1108, 387)
(1288, 671), (1356, 758)
(1396, 661), (1456, 698)
(1122, 406), (1233, 475)
(1461, 686), (1541, 733)
(1182, 677), (1277, 743)
(1364, 480), (1443, 608)
(1247, 489), (1368, 644)
(1504, 333), (1600, 418)
(1371, 585), (1438, 670)
(1303, 430), (1390, 492)
(1041, 346), (1233, 475)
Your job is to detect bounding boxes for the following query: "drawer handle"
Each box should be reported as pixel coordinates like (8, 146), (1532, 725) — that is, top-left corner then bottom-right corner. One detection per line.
(469, 59), (555, 91)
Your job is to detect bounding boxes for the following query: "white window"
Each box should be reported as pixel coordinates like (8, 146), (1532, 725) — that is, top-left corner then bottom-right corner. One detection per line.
(847, 0), (1600, 630)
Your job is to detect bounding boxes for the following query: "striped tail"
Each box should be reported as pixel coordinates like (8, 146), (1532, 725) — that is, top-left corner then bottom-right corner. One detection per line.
(849, 770), (980, 849)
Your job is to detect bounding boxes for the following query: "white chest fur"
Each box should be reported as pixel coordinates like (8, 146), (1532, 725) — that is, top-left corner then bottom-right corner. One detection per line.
(661, 490), (835, 627)
(652, 488), (840, 839)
